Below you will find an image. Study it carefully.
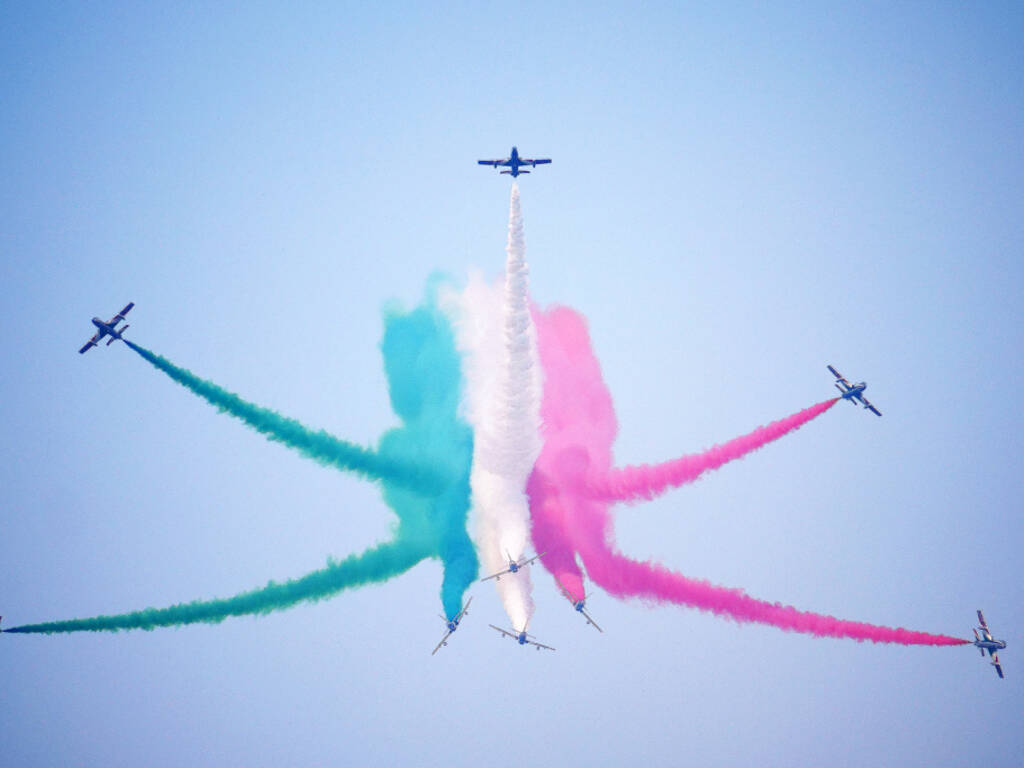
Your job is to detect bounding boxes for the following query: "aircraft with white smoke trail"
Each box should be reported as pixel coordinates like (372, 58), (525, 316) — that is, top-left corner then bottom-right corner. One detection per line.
(827, 365), (882, 416)
(489, 621), (555, 651)
(973, 610), (1006, 679)
(432, 597), (472, 656)
(477, 146), (551, 177)
(79, 302), (134, 353)
(556, 578), (603, 633)
(480, 551), (545, 582)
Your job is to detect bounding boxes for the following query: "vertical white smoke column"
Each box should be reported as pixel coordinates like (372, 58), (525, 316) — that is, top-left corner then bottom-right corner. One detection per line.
(455, 184), (543, 631)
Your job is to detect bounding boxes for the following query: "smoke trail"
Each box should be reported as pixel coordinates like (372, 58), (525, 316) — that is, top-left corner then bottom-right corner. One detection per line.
(8, 285), (477, 634)
(5, 540), (429, 634)
(587, 399), (839, 502)
(125, 341), (443, 495)
(529, 304), (967, 646)
(450, 184), (542, 630)
(378, 281), (478, 619)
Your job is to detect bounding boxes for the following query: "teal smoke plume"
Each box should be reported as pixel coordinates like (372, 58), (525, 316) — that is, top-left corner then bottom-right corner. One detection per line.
(7, 284), (476, 634)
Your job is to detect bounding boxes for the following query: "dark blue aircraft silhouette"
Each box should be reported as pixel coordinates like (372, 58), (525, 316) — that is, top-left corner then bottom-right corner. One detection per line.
(79, 302), (134, 354)
(489, 620), (555, 651)
(478, 146), (551, 177)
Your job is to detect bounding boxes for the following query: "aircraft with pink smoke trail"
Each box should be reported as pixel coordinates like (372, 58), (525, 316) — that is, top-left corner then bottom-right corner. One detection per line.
(973, 610), (1006, 679)
(431, 597), (472, 656)
(828, 364), (882, 416)
(489, 620), (556, 651)
(479, 551), (545, 582)
(556, 577), (603, 633)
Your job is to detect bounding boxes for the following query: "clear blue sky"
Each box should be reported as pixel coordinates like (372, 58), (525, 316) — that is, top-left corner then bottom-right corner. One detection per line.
(2, 3), (1021, 766)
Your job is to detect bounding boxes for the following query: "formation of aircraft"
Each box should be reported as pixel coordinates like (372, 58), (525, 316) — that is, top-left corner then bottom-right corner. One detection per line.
(827, 365), (882, 417)
(973, 610), (1006, 679)
(431, 597), (472, 656)
(480, 551), (545, 582)
(489, 621), (555, 651)
(79, 302), (134, 354)
(556, 577), (603, 632)
(477, 146), (551, 178)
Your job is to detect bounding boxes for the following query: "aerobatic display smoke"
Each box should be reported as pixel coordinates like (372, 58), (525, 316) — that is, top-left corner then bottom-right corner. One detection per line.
(8, 288), (476, 634)
(452, 184), (543, 631)
(528, 305), (967, 647)
(7, 185), (965, 652)
(587, 399), (839, 502)
(125, 341), (443, 495)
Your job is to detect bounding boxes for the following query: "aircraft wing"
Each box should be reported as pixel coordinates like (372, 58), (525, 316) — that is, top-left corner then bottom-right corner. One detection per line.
(527, 639), (556, 651)
(431, 630), (453, 656)
(581, 608), (603, 633)
(522, 158), (551, 166)
(827, 365), (851, 387)
(992, 653), (1004, 679)
(862, 398), (882, 417)
(977, 610), (990, 631)
(489, 624), (518, 640)
(478, 159), (506, 167)
(110, 302), (134, 324)
(555, 576), (578, 603)
(454, 596), (472, 622)
(520, 552), (545, 568)
(480, 567), (511, 582)
(79, 333), (100, 354)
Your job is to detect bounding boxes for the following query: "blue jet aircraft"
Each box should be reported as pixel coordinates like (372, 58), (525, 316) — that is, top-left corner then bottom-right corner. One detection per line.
(827, 364), (882, 417)
(556, 577), (603, 633)
(477, 146), (551, 177)
(79, 302), (134, 354)
(431, 597), (472, 656)
(480, 551), (545, 582)
(489, 620), (555, 651)
(973, 609), (1006, 679)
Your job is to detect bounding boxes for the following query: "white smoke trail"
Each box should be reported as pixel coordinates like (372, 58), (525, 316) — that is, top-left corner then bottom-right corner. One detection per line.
(450, 184), (543, 630)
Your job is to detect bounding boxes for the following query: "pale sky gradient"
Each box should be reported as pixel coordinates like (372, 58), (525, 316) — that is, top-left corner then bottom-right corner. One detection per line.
(2, 3), (1022, 766)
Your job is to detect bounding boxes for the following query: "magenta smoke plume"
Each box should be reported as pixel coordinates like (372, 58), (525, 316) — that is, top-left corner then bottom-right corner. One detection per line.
(528, 304), (966, 646)
(588, 399), (839, 502)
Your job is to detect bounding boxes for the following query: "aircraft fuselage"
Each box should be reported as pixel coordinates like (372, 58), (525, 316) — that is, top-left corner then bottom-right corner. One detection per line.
(92, 317), (124, 340)
(840, 382), (867, 401)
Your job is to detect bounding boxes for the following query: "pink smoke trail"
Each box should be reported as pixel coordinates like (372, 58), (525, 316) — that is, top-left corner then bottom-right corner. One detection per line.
(528, 304), (967, 646)
(588, 398), (839, 502)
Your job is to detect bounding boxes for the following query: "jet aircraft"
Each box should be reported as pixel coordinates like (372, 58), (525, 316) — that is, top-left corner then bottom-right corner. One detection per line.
(477, 146), (551, 178)
(973, 609), (1006, 679)
(79, 302), (134, 354)
(431, 597), (472, 656)
(480, 551), (545, 582)
(827, 365), (882, 416)
(489, 621), (555, 651)
(556, 577), (603, 632)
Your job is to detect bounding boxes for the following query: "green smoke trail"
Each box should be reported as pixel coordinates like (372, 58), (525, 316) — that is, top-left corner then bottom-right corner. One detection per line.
(7, 281), (477, 634)
(124, 340), (443, 495)
(376, 280), (478, 618)
(4, 540), (428, 633)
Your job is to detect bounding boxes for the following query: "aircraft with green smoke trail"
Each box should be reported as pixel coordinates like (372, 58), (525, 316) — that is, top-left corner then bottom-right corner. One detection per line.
(79, 302), (134, 353)
(432, 597), (472, 655)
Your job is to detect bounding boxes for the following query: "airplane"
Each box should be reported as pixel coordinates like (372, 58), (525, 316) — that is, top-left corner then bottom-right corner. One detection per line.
(431, 597), (472, 656)
(79, 302), (134, 354)
(827, 365), (882, 417)
(973, 609), (1006, 679)
(489, 621), (555, 651)
(477, 146), (551, 178)
(556, 577), (603, 633)
(480, 551), (545, 582)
